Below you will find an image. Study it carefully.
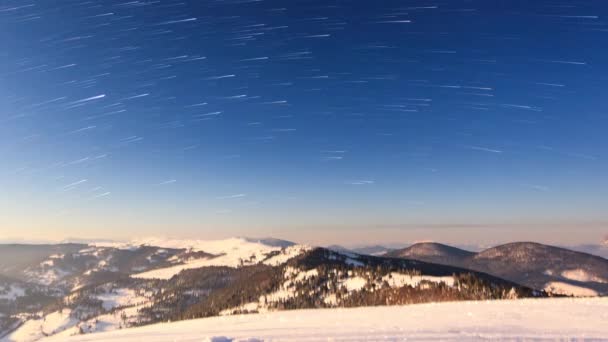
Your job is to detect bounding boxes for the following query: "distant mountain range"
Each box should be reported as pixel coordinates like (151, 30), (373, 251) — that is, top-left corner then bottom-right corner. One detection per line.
(0, 237), (604, 341)
(326, 245), (393, 256)
(385, 242), (608, 297)
(329, 242), (608, 259)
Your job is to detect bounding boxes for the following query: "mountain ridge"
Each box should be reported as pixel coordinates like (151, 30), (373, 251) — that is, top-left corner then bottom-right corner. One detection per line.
(0, 238), (545, 341)
(386, 241), (608, 296)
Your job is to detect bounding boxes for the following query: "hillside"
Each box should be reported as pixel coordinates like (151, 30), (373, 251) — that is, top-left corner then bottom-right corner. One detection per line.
(0, 239), (542, 341)
(0, 245), (86, 281)
(46, 298), (608, 341)
(387, 242), (608, 296)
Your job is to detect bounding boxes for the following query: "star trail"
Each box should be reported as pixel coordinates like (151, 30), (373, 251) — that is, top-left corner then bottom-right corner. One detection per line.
(0, 0), (606, 244)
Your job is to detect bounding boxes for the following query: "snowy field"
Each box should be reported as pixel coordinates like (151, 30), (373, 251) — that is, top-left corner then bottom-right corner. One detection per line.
(46, 298), (608, 341)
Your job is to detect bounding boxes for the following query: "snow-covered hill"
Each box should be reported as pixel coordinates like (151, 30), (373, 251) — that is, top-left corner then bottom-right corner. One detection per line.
(0, 238), (311, 341)
(6, 237), (606, 341)
(0, 238), (306, 287)
(387, 241), (608, 296)
(129, 238), (309, 279)
(43, 297), (608, 341)
(1, 241), (542, 341)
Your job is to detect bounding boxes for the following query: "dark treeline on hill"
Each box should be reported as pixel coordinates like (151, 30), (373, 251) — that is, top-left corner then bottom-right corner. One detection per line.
(133, 248), (541, 323)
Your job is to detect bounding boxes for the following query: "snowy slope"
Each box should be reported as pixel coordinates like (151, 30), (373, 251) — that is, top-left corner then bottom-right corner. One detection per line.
(4, 310), (78, 342)
(2, 285), (154, 342)
(131, 238), (310, 279)
(544, 282), (599, 297)
(44, 298), (608, 341)
(1, 240), (312, 341)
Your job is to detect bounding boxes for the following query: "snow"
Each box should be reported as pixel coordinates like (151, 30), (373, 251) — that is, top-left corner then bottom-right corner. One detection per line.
(219, 268), (457, 316)
(3, 310), (78, 342)
(95, 288), (149, 311)
(3, 305), (151, 341)
(0, 285), (26, 301)
(335, 272), (455, 296)
(544, 281), (598, 297)
(131, 257), (226, 279)
(43, 298), (608, 341)
(76, 305), (146, 335)
(131, 238), (307, 280)
(322, 293), (337, 305)
(25, 268), (70, 286)
(340, 276), (367, 292)
(332, 251), (365, 266)
(39, 260), (54, 267)
(261, 245), (311, 266)
(221, 267), (321, 315)
(290, 268), (318, 282)
(3, 288), (152, 342)
(86, 242), (139, 252)
(382, 272), (455, 288)
(561, 269), (606, 283)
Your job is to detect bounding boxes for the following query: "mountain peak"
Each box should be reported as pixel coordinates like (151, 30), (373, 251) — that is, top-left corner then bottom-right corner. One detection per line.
(475, 241), (570, 260)
(388, 242), (474, 259)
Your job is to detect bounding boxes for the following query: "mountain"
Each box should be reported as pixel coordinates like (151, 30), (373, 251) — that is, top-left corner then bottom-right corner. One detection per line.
(386, 242), (608, 296)
(0, 238), (542, 341)
(0, 244), (85, 281)
(326, 245), (393, 256)
(389, 242), (475, 264)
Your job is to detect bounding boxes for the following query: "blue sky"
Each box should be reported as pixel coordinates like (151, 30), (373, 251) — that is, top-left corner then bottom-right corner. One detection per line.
(0, 0), (607, 245)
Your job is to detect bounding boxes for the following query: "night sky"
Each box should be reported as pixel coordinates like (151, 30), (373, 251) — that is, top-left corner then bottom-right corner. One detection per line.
(1, 0), (607, 245)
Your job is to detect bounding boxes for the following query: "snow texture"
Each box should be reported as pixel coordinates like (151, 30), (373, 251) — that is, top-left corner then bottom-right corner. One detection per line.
(40, 298), (608, 341)
(561, 269), (606, 283)
(544, 281), (599, 297)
